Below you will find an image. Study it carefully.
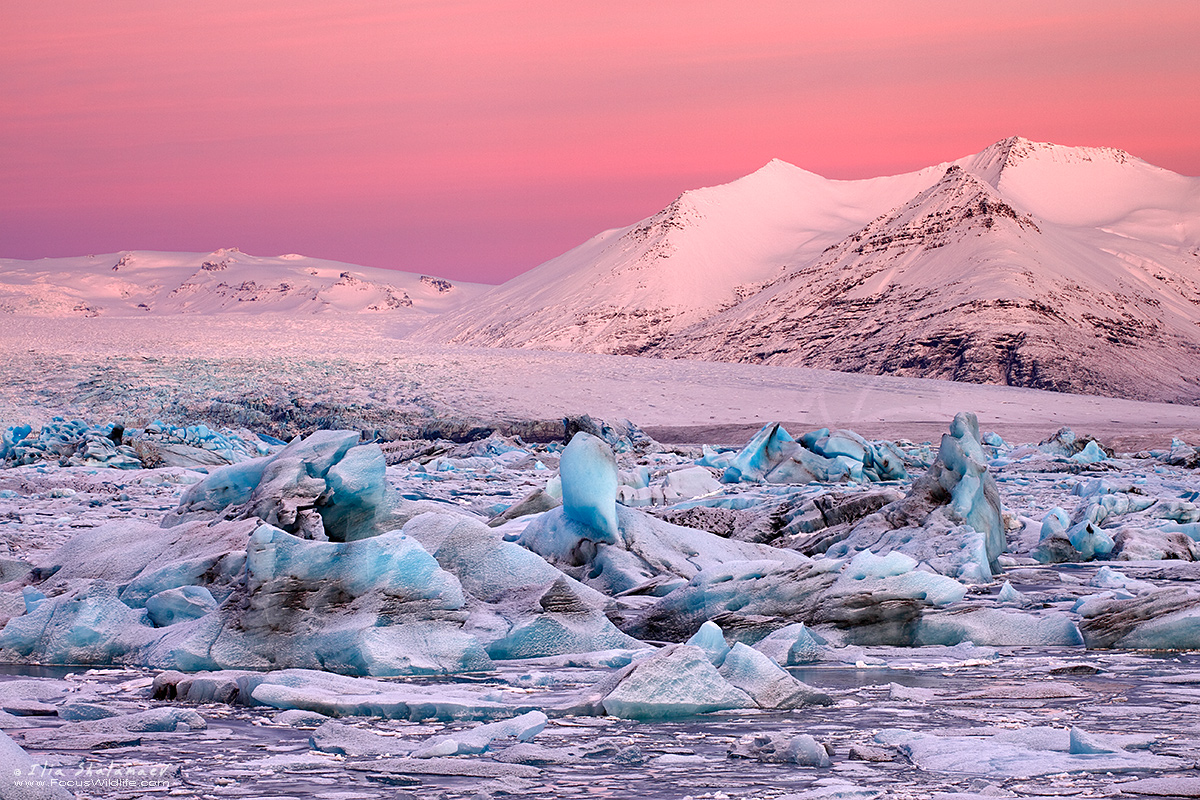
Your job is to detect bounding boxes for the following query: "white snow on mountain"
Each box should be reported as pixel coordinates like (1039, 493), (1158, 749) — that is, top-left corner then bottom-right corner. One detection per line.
(422, 137), (1200, 402)
(665, 158), (1200, 403)
(420, 158), (955, 354)
(0, 248), (488, 319)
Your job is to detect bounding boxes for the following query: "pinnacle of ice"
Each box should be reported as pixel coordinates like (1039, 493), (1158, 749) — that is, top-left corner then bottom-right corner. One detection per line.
(559, 432), (620, 543)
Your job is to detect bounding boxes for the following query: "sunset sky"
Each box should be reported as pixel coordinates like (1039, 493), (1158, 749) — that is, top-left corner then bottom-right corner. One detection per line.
(3, 1), (1198, 283)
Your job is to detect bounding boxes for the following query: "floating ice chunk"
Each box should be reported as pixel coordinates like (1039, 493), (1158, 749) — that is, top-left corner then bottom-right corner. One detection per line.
(718, 643), (830, 709)
(246, 524), (461, 602)
(1117, 777), (1200, 797)
(787, 625), (825, 665)
(804, 428), (908, 482)
(19, 706), (207, 750)
(875, 726), (1179, 776)
(0, 425), (33, 462)
(1111, 526), (1200, 561)
(410, 710), (548, 757)
(57, 701), (119, 722)
(136, 421), (274, 467)
(617, 465), (720, 507)
(1069, 726), (1116, 754)
(824, 413), (1003, 580)
(95, 706), (207, 732)
(723, 423), (796, 483)
(601, 645), (752, 720)
(233, 668), (522, 720)
(939, 413), (1004, 566)
(1080, 590), (1200, 650)
(140, 526), (491, 675)
(686, 621), (730, 666)
(0, 729), (74, 799)
(170, 456), (274, 514)
(310, 720), (416, 757)
(620, 465), (652, 490)
(696, 444), (734, 470)
(1152, 499), (1200, 523)
(1032, 507), (1074, 563)
(274, 709), (329, 727)
(1073, 478), (1128, 498)
(520, 500), (806, 597)
(790, 429), (903, 483)
(997, 582), (1026, 604)
(751, 623), (826, 666)
(625, 558), (827, 643)
(782, 734), (832, 767)
(490, 742), (582, 765)
(822, 430), (867, 462)
(982, 431), (1008, 448)
(729, 732), (831, 766)
(405, 513), (607, 607)
(559, 432), (620, 542)
(1040, 508), (1070, 540)
(0, 679), (76, 716)
(1160, 521), (1200, 541)
(1089, 565), (1154, 593)
(1068, 520), (1115, 561)
(786, 787), (883, 800)
(488, 487), (560, 526)
(165, 430), (395, 541)
(1070, 440), (1107, 463)
(120, 550), (246, 606)
(888, 682), (938, 703)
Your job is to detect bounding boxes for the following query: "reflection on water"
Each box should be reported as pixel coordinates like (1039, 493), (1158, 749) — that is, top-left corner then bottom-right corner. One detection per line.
(0, 663), (79, 679)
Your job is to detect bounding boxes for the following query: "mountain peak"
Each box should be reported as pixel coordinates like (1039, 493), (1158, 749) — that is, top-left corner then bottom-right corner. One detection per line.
(965, 136), (1139, 188)
(824, 162), (1041, 264)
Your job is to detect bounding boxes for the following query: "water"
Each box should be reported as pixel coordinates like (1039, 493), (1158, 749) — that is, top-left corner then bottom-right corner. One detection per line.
(3, 649), (1199, 799)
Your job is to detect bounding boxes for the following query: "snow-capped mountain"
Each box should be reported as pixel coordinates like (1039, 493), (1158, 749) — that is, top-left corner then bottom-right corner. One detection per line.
(0, 249), (487, 317)
(420, 157), (953, 354)
(425, 137), (1200, 403)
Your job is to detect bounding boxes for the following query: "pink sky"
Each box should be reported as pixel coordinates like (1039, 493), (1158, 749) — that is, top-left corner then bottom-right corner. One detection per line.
(3, 1), (1198, 283)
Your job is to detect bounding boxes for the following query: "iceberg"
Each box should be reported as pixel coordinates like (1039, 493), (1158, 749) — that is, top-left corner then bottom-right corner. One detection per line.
(164, 430), (396, 541)
(559, 431), (620, 542)
(915, 607), (1084, 647)
(409, 710), (547, 757)
(1, 729), (74, 800)
(721, 423), (906, 485)
(825, 412), (1005, 581)
(717, 642), (830, 708)
(875, 726), (1180, 776)
(728, 731), (831, 766)
(686, 620), (730, 665)
(601, 644), (752, 720)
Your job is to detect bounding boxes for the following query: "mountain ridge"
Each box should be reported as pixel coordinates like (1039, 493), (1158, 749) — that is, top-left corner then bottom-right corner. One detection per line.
(5, 138), (1199, 404)
(422, 137), (1200, 403)
(0, 248), (488, 318)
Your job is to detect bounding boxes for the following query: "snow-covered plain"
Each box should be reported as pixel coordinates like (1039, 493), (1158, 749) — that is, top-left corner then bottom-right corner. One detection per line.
(3, 316), (1199, 450)
(3, 316), (1200, 798)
